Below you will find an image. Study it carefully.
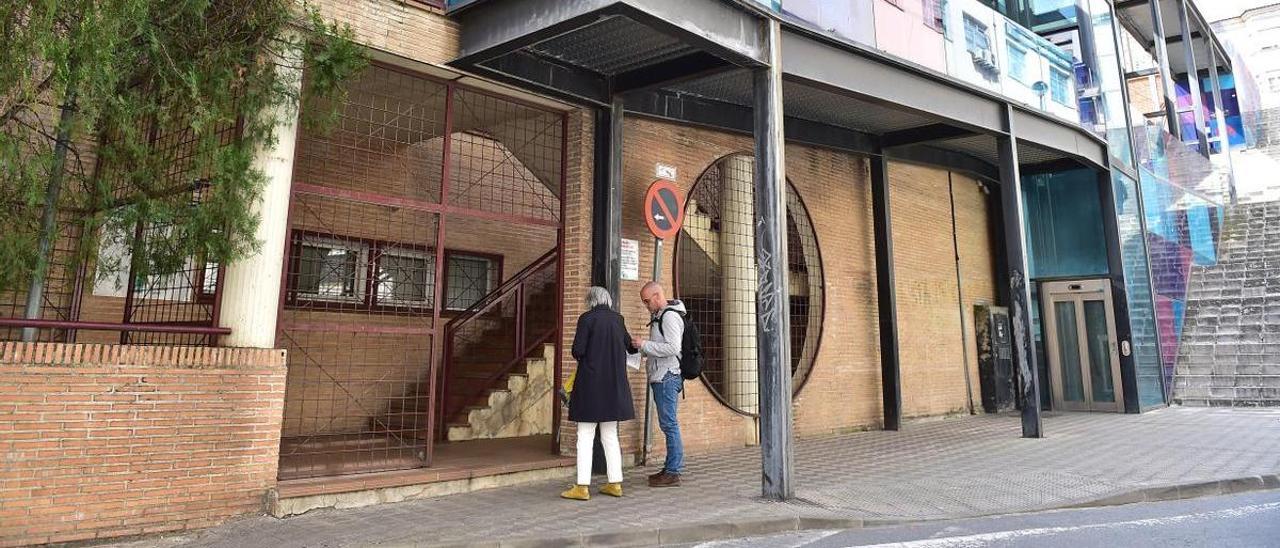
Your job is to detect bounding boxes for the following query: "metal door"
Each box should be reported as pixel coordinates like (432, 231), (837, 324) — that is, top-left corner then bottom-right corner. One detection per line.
(1040, 280), (1124, 412)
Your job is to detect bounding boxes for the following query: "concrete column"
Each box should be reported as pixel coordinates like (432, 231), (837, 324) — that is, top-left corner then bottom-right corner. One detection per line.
(218, 42), (302, 349)
(720, 154), (759, 414)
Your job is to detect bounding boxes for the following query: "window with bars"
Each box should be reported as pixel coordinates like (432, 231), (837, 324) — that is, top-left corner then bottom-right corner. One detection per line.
(288, 231), (499, 312)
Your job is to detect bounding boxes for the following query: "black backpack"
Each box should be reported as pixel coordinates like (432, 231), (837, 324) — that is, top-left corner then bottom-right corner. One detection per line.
(654, 309), (704, 380)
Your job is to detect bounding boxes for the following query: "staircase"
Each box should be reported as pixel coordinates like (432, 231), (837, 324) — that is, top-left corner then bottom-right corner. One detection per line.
(1173, 201), (1280, 407)
(374, 250), (560, 444)
(447, 343), (554, 441)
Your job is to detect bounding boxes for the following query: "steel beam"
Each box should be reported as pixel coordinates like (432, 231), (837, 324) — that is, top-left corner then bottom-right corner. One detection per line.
(613, 52), (732, 94)
(752, 17), (794, 501)
(1206, 47), (1238, 204)
(780, 31), (1004, 135)
(996, 106), (1043, 439)
(591, 98), (624, 307)
(1175, 0), (1211, 156)
(479, 50), (612, 106)
(1097, 169), (1142, 414)
(1010, 108), (1108, 171)
(883, 145), (1000, 183)
(1148, 0), (1182, 140)
(870, 151), (901, 431)
(881, 124), (977, 148)
(624, 88), (880, 154)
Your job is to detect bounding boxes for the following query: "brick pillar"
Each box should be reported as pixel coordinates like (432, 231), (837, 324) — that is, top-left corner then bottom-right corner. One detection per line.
(721, 154), (759, 413)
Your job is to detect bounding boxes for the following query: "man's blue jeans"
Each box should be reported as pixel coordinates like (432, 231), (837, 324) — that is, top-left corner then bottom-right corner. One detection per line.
(651, 371), (684, 475)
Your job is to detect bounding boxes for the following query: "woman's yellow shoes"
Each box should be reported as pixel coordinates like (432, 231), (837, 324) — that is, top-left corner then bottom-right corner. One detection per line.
(560, 484), (590, 500)
(599, 483), (623, 497)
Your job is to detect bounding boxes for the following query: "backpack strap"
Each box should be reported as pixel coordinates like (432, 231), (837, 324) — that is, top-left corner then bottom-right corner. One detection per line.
(649, 308), (677, 338)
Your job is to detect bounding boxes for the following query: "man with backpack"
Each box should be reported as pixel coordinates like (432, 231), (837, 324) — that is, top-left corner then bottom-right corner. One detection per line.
(632, 281), (700, 488)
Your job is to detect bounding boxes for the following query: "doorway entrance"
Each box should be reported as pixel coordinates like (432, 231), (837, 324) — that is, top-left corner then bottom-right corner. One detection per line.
(1040, 280), (1123, 412)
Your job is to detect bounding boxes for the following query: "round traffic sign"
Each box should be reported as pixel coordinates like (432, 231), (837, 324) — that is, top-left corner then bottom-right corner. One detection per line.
(644, 180), (684, 240)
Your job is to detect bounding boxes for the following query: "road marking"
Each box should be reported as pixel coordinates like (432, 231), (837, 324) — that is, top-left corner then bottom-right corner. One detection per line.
(842, 501), (1280, 547)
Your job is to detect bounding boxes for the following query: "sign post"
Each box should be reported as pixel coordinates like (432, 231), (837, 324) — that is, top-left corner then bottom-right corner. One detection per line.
(640, 180), (684, 466)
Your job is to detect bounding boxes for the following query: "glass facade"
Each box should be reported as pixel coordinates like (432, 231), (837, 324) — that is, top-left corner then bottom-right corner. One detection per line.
(1022, 169), (1110, 280)
(1111, 170), (1164, 408)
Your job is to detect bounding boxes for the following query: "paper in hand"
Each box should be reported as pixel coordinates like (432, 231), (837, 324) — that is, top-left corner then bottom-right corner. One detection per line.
(626, 352), (642, 371)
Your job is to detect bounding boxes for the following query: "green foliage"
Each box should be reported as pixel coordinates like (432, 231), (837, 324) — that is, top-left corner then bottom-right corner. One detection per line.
(0, 0), (366, 293)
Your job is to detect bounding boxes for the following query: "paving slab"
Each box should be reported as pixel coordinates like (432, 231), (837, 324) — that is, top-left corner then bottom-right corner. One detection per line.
(106, 406), (1280, 547)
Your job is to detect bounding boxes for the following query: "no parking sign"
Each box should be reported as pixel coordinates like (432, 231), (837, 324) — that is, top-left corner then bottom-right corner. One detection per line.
(643, 180), (684, 240)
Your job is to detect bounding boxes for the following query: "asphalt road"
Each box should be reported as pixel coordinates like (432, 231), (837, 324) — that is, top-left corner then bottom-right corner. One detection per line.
(686, 490), (1280, 548)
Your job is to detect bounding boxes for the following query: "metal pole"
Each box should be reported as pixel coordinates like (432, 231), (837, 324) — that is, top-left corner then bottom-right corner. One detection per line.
(997, 105), (1043, 439)
(22, 87), (78, 342)
(753, 17), (794, 500)
(1206, 48), (1237, 204)
(592, 98), (625, 307)
(641, 238), (663, 466)
(1149, 0), (1182, 140)
(870, 152), (901, 430)
(1175, 0), (1210, 156)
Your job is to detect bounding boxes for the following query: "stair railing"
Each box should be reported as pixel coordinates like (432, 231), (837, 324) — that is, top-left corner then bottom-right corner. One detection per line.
(438, 248), (559, 438)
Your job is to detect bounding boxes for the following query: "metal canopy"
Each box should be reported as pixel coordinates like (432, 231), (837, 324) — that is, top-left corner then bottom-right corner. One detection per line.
(1116, 0), (1231, 74)
(448, 0), (1109, 176)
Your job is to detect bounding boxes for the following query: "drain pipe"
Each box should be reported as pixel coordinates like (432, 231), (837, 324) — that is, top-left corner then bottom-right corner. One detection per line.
(949, 173), (977, 415)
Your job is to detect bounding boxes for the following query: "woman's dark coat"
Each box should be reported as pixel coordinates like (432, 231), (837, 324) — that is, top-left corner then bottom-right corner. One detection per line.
(568, 305), (637, 422)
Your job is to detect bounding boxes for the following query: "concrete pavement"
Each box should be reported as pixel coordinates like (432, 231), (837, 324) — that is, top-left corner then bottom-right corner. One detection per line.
(109, 406), (1280, 547)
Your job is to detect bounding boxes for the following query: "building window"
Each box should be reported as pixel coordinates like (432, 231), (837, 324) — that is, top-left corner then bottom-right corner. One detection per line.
(923, 0), (945, 32)
(964, 14), (991, 54)
(288, 231), (500, 313)
(377, 248), (434, 307)
(1050, 67), (1072, 105)
(1007, 41), (1028, 82)
(445, 254), (497, 310)
(295, 236), (367, 303)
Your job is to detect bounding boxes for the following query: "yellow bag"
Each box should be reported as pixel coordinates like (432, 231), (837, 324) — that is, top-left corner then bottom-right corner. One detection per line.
(559, 370), (576, 405)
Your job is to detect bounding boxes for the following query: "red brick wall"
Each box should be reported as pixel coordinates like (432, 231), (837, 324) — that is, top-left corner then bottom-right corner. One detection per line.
(558, 116), (1000, 460)
(0, 343), (286, 547)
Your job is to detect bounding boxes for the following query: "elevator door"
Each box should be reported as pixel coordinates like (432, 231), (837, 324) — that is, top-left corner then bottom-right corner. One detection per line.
(1040, 280), (1124, 412)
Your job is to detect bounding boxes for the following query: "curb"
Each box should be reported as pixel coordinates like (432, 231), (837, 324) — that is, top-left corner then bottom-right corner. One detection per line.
(410, 473), (1280, 547)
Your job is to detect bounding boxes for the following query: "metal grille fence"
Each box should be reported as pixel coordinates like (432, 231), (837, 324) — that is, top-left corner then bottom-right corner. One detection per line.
(675, 153), (824, 416)
(277, 63), (565, 479)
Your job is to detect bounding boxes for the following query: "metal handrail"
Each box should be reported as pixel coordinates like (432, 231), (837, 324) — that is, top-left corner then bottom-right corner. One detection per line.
(443, 248), (558, 335)
(437, 249), (559, 438)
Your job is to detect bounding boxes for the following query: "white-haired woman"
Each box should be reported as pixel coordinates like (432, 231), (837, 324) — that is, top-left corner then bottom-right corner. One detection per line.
(561, 286), (637, 500)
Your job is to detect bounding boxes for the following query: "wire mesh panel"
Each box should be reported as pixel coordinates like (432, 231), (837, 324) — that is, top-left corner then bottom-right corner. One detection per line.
(675, 154), (825, 415)
(0, 210), (84, 343)
(449, 89), (563, 224)
(278, 63), (566, 478)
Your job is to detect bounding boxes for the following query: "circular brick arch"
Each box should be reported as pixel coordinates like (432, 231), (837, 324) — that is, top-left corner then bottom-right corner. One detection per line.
(673, 153), (825, 416)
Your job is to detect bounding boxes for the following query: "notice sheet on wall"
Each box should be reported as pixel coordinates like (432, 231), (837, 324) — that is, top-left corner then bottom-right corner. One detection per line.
(621, 238), (640, 281)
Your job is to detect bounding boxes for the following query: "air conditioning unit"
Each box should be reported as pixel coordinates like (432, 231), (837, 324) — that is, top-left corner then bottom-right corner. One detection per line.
(971, 49), (999, 72)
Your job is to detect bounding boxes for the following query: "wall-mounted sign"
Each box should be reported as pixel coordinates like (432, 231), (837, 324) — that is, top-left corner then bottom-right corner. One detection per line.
(643, 180), (685, 240)
(655, 163), (677, 180)
(620, 239), (640, 281)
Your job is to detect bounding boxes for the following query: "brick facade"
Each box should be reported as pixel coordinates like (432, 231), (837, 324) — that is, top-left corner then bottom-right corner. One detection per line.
(0, 343), (286, 547)
(558, 116), (1000, 460)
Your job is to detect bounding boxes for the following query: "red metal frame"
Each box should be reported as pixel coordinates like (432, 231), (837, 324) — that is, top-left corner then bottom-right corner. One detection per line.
(272, 62), (570, 478)
(0, 318), (231, 335)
